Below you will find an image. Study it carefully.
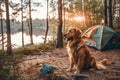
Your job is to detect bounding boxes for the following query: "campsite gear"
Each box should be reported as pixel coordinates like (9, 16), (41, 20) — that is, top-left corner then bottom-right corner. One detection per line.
(82, 25), (120, 51)
(40, 64), (57, 74)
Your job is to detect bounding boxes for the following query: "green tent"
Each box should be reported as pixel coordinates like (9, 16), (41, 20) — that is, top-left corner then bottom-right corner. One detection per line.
(82, 25), (120, 51)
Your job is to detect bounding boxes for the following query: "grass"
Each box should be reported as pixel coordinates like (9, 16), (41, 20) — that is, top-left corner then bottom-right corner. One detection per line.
(0, 39), (57, 80)
(12, 39), (57, 55)
(0, 38), (69, 80)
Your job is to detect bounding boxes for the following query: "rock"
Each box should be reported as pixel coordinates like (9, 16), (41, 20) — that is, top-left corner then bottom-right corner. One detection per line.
(115, 71), (120, 76)
(40, 64), (58, 74)
(56, 75), (68, 80)
(71, 74), (89, 80)
(111, 62), (116, 64)
(113, 65), (120, 71)
(45, 52), (52, 55)
(106, 77), (120, 80)
(94, 71), (103, 75)
(39, 74), (68, 80)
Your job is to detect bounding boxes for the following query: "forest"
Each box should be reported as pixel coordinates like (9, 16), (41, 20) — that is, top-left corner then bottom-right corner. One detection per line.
(0, 0), (120, 80)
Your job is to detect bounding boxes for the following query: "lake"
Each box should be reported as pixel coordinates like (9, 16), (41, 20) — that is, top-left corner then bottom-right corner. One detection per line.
(0, 32), (52, 49)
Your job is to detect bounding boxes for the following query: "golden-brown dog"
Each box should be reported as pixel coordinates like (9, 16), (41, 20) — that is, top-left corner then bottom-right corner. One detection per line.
(64, 27), (107, 73)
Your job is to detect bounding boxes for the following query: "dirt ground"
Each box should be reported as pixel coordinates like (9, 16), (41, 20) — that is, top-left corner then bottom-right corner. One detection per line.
(18, 47), (120, 80)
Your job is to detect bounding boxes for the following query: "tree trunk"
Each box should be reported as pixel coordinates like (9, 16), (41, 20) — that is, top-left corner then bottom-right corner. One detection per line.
(44, 0), (49, 44)
(119, 0), (120, 22)
(108, 0), (113, 28)
(63, 5), (66, 32)
(21, 0), (24, 46)
(29, 0), (33, 44)
(56, 0), (63, 48)
(5, 0), (12, 55)
(27, 18), (31, 35)
(0, 3), (4, 50)
(104, 0), (108, 26)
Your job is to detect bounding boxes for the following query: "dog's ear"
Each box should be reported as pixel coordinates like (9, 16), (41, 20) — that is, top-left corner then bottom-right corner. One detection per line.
(76, 29), (82, 37)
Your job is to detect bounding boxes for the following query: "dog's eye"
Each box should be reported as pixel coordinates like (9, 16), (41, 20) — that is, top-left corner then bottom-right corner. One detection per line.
(69, 30), (72, 33)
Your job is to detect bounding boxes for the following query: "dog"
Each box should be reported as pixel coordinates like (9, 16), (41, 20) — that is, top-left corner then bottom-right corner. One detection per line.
(64, 27), (108, 73)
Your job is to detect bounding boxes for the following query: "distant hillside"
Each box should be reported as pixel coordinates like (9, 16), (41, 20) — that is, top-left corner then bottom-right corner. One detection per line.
(0, 19), (47, 35)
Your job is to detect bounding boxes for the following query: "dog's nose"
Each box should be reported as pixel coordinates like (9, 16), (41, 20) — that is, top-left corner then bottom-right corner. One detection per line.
(64, 34), (66, 37)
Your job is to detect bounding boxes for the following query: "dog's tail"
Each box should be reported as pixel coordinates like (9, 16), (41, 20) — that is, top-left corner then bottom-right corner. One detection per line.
(96, 59), (108, 70)
(99, 59), (108, 65)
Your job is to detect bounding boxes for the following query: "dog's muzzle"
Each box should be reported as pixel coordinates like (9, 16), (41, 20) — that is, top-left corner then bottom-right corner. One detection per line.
(64, 34), (73, 41)
(67, 37), (73, 41)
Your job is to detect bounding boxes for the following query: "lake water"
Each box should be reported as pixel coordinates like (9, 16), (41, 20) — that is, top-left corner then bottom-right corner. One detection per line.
(0, 32), (52, 49)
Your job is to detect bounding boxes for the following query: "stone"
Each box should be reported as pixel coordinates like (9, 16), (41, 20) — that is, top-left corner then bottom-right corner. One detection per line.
(106, 77), (120, 80)
(71, 74), (89, 80)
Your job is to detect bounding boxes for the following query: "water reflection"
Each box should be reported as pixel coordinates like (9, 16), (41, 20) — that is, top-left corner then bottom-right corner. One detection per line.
(0, 32), (52, 49)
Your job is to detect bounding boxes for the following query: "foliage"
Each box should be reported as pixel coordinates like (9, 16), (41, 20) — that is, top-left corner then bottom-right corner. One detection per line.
(12, 39), (56, 55)
(0, 50), (5, 55)
(0, 54), (26, 80)
(0, 39), (57, 79)
(49, 0), (58, 17)
(0, 63), (11, 79)
(67, 0), (104, 28)
(113, 19), (120, 29)
(49, 18), (58, 36)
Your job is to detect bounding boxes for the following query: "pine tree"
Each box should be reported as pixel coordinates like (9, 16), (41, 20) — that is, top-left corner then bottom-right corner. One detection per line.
(5, 0), (12, 55)
(56, 0), (63, 48)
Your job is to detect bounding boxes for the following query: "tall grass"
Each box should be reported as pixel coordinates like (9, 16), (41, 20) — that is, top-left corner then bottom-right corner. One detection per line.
(12, 39), (57, 55)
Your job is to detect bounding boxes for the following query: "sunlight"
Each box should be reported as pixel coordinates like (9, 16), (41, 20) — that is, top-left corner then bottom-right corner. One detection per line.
(66, 12), (86, 23)
(73, 15), (85, 22)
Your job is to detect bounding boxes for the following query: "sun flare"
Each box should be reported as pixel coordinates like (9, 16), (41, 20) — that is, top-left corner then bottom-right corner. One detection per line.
(73, 15), (85, 22)
(66, 13), (85, 23)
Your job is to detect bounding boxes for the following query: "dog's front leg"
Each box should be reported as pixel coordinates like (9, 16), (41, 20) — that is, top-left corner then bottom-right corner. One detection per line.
(67, 56), (74, 71)
(90, 56), (98, 70)
(75, 57), (84, 73)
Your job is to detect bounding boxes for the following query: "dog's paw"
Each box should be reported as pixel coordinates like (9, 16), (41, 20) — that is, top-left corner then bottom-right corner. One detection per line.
(74, 70), (81, 74)
(66, 68), (72, 72)
(90, 68), (96, 71)
(96, 63), (107, 69)
(74, 71), (77, 74)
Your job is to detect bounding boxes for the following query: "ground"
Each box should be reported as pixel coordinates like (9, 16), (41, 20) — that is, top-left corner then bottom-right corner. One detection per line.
(17, 47), (120, 80)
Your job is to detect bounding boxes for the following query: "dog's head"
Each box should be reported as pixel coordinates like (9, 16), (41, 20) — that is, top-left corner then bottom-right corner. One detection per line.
(64, 27), (82, 41)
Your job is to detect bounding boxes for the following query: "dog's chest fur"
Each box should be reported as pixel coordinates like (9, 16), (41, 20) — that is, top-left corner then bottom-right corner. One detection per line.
(67, 43), (73, 57)
(67, 40), (84, 55)
(67, 41), (81, 58)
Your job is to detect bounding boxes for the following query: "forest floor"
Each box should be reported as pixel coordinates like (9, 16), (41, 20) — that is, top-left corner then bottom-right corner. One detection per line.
(17, 47), (120, 80)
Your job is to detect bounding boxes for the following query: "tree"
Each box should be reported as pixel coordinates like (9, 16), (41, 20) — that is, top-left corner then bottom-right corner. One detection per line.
(56, 0), (63, 48)
(0, 1), (4, 50)
(104, 0), (108, 26)
(108, 0), (113, 28)
(44, 0), (49, 44)
(28, 0), (33, 44)
(5, 0), (12, 55)
(113, 0), (120, 29)
(21, 0), (24, 46)
(65, 0), (104, 28)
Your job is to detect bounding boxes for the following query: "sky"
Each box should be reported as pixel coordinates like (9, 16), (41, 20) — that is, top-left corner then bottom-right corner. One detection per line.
(2, 0), (51, 21)
(1, 0), (85, 22)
